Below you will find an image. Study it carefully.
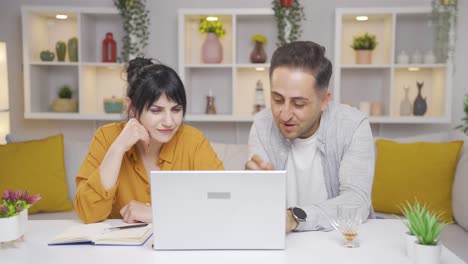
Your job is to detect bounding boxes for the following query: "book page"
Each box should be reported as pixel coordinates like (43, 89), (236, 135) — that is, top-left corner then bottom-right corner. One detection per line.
(48, 223), (111, 244)
(94, 224), (153, 245)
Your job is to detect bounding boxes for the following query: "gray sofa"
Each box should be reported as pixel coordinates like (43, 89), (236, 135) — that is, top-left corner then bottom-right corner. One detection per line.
(19, 131), (467, 262)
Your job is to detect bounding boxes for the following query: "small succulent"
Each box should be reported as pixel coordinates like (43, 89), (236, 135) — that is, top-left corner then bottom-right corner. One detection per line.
(58, 85), (73, 99)
(399, 199), (445, 246)
(351, 33), (378, 50)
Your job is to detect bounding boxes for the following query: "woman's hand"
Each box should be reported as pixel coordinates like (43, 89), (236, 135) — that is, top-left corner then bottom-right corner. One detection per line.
(120, 200), (152, 223)
(113, 118), (150, 153)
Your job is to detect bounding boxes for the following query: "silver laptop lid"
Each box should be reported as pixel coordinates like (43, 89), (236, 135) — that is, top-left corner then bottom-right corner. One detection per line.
(150, 170), (286, 250)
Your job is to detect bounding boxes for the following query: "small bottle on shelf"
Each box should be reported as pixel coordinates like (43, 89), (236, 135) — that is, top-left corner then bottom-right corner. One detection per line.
(253, 80), (265, 114)
(205, 89), (217, 115)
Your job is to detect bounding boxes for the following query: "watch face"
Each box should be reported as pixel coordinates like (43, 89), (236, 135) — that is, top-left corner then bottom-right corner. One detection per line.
(292, 207), (307, 220)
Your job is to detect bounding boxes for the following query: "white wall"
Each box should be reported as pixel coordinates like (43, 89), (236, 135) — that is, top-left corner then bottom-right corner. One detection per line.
(0, 0), (466, 144)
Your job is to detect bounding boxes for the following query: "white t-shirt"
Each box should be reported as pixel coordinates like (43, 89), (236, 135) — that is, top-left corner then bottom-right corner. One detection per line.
(286, 132), (328, 208)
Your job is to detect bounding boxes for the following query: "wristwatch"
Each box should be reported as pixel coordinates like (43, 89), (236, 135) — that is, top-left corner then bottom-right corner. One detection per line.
(290, 207), (307, 231)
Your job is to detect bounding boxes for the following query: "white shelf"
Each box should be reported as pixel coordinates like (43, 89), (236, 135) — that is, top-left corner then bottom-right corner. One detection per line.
(185, 64), (233, 68)
(25, 112), (125, 120)
(334, 7), (452, 124)
(30, 61), (79, 66)
(82, 62), (125, 67)
(236, 63), (270, 68)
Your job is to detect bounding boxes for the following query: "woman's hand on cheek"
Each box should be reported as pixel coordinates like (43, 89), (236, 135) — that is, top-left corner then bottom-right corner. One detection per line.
(114, 118), (150, 152)
(120, 200), (152, 223)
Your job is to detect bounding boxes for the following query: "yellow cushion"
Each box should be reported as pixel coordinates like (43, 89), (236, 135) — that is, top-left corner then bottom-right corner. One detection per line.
(0, 134), (73, 214)
(372, 139), (463, 223)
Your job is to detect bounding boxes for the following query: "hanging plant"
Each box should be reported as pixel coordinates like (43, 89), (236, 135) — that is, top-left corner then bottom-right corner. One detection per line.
(430, 0), (457, 63)
(114, 0), (150, 62)
(272, 0), (305, 47)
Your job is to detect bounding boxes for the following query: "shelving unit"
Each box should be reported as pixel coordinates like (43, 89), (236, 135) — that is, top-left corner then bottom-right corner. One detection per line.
(22, 6), (127, 120)
(334, 7), (452, 124)
(178, 9), (275, 122)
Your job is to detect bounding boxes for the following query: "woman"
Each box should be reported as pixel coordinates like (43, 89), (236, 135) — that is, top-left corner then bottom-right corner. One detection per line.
(74, 57), (223, 224)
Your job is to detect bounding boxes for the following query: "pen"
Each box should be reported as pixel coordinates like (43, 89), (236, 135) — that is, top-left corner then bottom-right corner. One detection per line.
(105, 223), (149, 232)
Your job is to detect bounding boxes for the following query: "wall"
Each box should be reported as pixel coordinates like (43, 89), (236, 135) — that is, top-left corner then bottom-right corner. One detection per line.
(0, 0), (466, 144)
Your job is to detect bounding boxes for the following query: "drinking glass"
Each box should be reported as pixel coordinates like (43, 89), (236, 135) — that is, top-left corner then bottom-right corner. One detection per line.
(330, 204), (363, 248)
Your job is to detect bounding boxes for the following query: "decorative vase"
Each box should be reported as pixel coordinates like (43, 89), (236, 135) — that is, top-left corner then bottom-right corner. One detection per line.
(280, 0), (293, 8)
(355, 50), (372, 64)
(201, 33), (223, 64)
(103, 96), (124, 113)
(250, 41), (267, 63)
(370, 101), (383, 116)
(411, 49), (423, 64)
(413, 81), (427, 116)
(68, 37), (78, 62)
(397, 50), (409, 64)
(205, 94), (217, 114)
(0, 209), (28, 243)
(102, 32), (117, 63)
(413, 242), (441, 264)
(424, 50), (436, 64)
(40, 50), (55, 61)
(51, 98), (78, 113)
(56, 41), (66, 62)
(400, 86), (412, 116)
(405, 232), (417, 260)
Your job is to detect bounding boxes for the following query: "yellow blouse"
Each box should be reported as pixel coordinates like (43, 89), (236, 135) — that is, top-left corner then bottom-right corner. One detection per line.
(74, 122), (223, 223)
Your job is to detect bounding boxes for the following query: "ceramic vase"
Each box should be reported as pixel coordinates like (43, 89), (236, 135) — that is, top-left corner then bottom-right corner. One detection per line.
(250, 42), (267, 63)
(0, 209), (28, 243)
(414, 242), (441, 264)
(68, 37), (78, 62)
(51, 98), (78, 112)
(400, 86), (412, 116)
(201, 33), (223, 64)
(56, 41), (66, 62)
(355, 50), (372, 64)
(413, 81), (427, 116)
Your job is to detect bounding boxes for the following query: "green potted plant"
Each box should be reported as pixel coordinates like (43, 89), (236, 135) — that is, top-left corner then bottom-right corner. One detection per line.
(0, 189), (41, 244)
(351, 33), (378, 64)
(455, 94), (468, 135)
(272, 0), (305, 47)
(250, 34), (268, 63)
(400, 200), (445, 264)
(51, 85), (78, 113)
(114, 0), (150, 62)
(198, 17), (226, 63)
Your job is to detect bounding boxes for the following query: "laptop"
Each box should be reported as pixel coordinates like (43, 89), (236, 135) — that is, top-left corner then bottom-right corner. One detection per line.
(150, 170), (286, 250)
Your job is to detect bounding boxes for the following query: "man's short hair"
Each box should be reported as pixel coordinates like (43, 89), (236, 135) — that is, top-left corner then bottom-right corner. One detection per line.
(269, 41), (333, 92)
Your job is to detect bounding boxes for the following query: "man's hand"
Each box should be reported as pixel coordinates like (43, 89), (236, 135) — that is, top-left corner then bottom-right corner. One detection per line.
(245, 154), (274, 170)
(120, 200), (152, 223)
(286, 209), (298, 233)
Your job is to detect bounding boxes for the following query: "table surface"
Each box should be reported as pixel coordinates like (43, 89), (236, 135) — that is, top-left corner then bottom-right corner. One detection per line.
(2, 219), (466, 264)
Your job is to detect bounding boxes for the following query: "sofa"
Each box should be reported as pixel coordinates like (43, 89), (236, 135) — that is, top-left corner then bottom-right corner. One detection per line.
(4, 131), (467, 262)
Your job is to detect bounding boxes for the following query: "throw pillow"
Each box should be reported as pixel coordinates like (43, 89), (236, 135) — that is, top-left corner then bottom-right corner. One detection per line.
(372, 139), (463, 223)
(0, 134), (73, 213)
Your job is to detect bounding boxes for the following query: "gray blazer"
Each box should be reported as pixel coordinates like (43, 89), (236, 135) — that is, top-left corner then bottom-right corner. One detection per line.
(248, 101), (375, 231)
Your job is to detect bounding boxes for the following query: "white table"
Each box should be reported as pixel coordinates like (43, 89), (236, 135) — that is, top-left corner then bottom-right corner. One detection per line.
(2, 219), (465, 264)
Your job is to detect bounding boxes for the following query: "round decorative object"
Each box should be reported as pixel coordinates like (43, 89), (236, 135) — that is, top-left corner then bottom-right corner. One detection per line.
(201, 33), (223, 64)
(51, 98), (78, 112)
(413, 81), (427, 116)
(56, 41), (67, 62)
(40, 50), (55, 61)
(250, 42), (267, 63)
(103, 97), (124, 113)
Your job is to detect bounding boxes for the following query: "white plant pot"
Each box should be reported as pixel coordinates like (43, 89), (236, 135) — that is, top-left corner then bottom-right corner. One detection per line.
(405, 231), (417, 259)
(413, 241), (441, 264)
(0, 209), (28, 242)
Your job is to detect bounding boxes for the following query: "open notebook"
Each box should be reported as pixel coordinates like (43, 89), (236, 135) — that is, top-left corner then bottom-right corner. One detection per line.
(48, 223), (153, 246)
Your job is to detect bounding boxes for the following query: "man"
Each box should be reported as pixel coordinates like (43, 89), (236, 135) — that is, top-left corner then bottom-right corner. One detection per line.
(246, 41), (375, 232)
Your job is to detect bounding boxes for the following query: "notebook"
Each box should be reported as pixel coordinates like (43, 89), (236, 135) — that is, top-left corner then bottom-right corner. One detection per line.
(150, 170), (287, 250)
(48, 222), (152, 246)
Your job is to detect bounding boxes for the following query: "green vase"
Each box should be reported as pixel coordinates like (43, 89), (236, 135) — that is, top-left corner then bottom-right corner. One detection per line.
(68, 37), (78, 62)
(56, 41), (66, 62)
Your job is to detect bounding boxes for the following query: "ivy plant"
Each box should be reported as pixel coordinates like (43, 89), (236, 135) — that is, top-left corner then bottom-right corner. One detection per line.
(455, 94), (468, 135)
(114, 0), (150, 62)
(272, 0), (305, 47)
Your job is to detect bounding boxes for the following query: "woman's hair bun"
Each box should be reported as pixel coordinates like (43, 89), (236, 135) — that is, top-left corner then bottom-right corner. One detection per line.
(127, 57), (153, 86)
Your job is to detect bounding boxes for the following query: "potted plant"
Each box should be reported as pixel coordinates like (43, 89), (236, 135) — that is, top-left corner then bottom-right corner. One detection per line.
(351, 33), (377, 64)
(198, 17), (226, 63)
(0, 189), (41, 244)
(400, 200), (445, 264)
(250, 34), (268, 63)
(455, 94), (468, 135)
(272, 0), (305, 47)
(114, 0), (150, 62)
(51, 85), (78, 113)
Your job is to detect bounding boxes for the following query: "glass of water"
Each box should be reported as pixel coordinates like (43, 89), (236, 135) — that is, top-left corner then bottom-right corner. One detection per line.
(336, 204), (362, 248)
